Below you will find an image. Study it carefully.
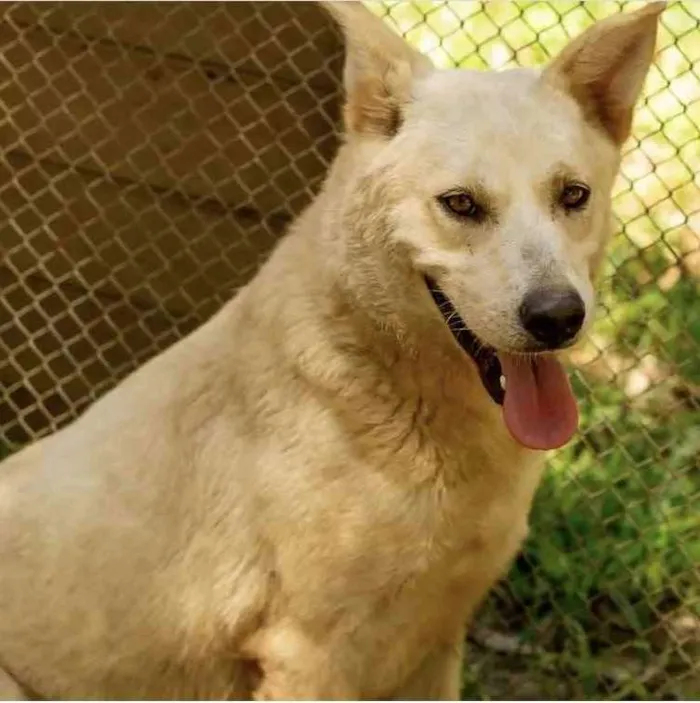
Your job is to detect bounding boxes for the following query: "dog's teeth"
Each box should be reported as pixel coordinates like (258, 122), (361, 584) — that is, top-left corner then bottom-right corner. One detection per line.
(500, 375), (506, 390)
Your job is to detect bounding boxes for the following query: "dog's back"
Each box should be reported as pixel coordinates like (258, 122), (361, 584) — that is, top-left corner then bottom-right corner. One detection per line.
(0, 301), (261, 697)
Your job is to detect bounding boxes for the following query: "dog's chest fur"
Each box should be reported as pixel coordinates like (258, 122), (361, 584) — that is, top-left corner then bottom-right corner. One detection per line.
(215, 327), (546, 696)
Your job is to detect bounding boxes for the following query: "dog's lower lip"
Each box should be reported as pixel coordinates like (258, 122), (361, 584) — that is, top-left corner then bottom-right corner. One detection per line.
(425, 277), (505, 406)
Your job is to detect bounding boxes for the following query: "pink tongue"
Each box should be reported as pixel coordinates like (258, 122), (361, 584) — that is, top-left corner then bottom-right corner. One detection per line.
(500, 354), (578, 450)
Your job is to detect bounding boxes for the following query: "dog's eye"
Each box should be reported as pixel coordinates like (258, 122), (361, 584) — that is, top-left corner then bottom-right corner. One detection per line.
(438, 191), (483, 220)
(560, 183), (591, 211)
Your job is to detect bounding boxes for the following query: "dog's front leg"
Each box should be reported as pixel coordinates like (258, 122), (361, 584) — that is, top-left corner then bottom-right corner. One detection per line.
(389, 631), (465, 701)
(0, 666), (28, 701)
(245, 623), (359, 701)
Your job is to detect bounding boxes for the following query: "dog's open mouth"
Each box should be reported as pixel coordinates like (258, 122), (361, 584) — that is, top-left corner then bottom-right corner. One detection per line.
(426, 278), (578, 451)
(426, 279), (505, 406)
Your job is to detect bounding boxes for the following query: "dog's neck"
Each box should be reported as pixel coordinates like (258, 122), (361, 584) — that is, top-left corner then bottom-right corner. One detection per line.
(231, 177), (525, 480)
(314, 143), (445, 351)
(250, 148), (499, 426)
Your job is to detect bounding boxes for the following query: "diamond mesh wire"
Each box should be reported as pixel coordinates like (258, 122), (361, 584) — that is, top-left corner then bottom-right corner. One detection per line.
(0, 1), (698, 699)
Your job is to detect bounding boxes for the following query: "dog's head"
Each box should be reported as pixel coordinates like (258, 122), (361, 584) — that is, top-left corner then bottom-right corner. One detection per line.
(325, 2), (664, 450)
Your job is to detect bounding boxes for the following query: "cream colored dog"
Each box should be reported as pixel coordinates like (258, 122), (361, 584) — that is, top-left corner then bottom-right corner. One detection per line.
(0, 2), (664, 699)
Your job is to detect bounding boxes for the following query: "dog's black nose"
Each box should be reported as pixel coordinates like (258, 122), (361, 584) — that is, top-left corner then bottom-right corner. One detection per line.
(519, 287), (585, 349)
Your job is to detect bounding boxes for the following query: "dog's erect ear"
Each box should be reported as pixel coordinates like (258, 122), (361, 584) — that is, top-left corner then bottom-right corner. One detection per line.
(543, 2), (665, 145)
(324, 1), (433, 137)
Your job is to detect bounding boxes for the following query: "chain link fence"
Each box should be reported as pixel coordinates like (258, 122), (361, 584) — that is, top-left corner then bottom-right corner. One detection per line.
(0, 1), (698, 699)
